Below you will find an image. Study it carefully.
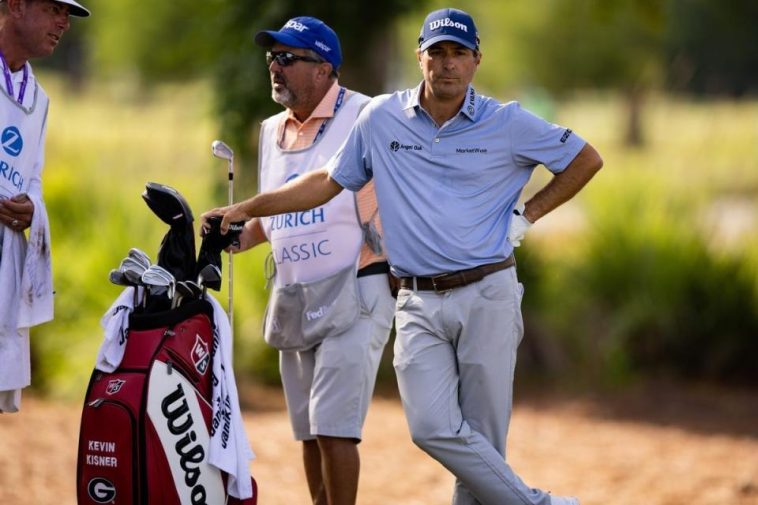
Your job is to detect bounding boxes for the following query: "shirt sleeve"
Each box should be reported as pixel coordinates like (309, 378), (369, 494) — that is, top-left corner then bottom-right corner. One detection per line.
(508, 102), (586, 174)
(326, 102), (373, 191)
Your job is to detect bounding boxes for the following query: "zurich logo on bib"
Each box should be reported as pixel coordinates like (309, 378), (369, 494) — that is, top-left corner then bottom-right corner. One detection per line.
(1, 126), (23, 157)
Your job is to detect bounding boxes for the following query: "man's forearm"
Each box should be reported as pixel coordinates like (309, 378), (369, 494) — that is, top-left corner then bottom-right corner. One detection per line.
(523, 143), (603, 222)
(241, 169), (343, 218)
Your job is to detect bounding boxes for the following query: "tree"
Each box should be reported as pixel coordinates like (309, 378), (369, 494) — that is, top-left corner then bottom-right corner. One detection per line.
(664, 0), (758, 96)
(521, 0), (665, 146)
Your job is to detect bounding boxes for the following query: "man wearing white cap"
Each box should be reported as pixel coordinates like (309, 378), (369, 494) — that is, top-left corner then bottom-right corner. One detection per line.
(204, 7), (602, 505)
(0, 0), (90, 413)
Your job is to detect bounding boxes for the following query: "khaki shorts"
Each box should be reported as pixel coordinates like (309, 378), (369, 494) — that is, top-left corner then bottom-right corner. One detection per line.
(279, 273), (395, 441)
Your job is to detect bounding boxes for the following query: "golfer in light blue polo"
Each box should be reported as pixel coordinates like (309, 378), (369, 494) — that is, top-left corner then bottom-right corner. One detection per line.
(203, 7), (603, 505)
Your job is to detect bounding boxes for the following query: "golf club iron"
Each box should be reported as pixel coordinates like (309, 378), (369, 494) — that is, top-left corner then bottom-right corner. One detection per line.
(127, 248), (152, 270)
(142, 265), (176, 310)
(211, 139), (234, 332)
(197, 263), (222, 301)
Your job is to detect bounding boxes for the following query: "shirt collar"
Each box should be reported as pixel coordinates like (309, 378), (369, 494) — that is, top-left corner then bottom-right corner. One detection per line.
(285, 80), (342, 123)
(404, 82), (478, 122)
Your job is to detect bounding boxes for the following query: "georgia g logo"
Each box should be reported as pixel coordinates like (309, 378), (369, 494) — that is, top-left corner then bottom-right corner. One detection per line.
(1, 126), (23, 157)
(87, 477), (116, 503)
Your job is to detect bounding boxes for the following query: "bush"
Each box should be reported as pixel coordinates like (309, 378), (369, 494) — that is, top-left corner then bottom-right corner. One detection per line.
(545, 179), (758, 384)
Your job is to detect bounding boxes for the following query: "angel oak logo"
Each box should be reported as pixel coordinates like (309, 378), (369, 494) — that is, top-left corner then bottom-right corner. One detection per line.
(389, 140), (422, 152)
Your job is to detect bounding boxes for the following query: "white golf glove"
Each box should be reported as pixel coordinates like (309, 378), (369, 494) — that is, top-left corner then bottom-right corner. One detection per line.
(508, 204), (532, 247)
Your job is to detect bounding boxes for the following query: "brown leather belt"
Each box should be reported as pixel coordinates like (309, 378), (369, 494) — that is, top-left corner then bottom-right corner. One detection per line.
(398, 255), (516, 293)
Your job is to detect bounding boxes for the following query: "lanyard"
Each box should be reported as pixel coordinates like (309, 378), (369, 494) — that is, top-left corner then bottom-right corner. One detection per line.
(0, 51), (28, 105)
(312, 86), (346, 145)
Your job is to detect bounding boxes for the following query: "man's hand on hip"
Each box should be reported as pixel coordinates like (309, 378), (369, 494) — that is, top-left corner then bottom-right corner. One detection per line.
(507, 204), (532, 247)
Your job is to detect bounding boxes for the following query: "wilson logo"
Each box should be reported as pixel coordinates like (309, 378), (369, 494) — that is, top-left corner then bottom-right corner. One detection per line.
(147, 361), (224, 504)
(162, 383), (209, 503)
(106, 379), (126, 395)
(87, 477), (116, 503)
(191, 335), (210, 375)
(429, 18), (468, 32)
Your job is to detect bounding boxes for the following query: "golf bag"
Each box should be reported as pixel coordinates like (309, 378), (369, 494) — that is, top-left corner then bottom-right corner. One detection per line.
(76, 299), (256, 504)
(77, 182), (254, 504)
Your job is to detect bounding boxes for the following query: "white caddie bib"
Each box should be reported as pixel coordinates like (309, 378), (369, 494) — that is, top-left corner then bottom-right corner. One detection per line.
(259, 92), (369, 287)
(0, 70), (48, 201)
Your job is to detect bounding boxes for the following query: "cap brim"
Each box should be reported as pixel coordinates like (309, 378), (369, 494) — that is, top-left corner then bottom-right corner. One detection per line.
(58, 0), (90, 17)
(419, 35), (477, 52)
(254, 30), (310, 50)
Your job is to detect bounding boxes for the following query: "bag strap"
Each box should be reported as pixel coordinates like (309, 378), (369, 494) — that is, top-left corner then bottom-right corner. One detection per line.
(352, 192), (384, 255)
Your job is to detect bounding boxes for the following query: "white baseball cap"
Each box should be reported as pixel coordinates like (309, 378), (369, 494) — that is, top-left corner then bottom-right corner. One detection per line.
(1, 0), (90, 17)
(55, 0), (90, 17)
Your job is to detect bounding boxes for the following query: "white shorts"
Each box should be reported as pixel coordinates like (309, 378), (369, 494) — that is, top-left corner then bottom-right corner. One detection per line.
(279, 273), (395, 441)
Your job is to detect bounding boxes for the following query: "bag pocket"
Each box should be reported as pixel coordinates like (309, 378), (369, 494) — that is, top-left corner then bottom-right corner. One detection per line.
(77, 372), (143, 505)
(264, 265), (360, 351)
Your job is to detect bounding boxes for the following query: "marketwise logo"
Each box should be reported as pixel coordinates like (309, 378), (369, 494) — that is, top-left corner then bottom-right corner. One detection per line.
(1, 126), (23, 157)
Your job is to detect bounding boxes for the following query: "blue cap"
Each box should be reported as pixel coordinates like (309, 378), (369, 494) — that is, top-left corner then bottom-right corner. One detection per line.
(418, 8), (479, 52)
(254, 16), (342, 70)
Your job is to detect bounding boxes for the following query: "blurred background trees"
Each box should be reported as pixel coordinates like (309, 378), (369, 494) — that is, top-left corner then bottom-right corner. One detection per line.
(28, 0), (758, 397)
(46, 0), (758, 150)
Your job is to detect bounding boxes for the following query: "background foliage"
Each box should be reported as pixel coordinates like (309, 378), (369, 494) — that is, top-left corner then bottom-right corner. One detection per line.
(23, 0), (758, 399)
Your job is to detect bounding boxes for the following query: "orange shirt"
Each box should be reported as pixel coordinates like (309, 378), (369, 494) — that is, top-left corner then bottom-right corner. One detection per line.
(277, 82), (386, 270)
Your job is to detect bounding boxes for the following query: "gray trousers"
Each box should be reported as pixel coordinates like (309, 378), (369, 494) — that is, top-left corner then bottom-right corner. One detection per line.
(393, 268), (551, 505)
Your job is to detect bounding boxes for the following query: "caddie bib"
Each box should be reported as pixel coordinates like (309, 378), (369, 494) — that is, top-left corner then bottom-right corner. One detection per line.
(0, 67), (48, 201)
(259, 91), (370, 287)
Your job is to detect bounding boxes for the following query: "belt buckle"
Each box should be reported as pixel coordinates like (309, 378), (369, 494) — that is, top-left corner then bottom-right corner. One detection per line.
(431, 273), (453, 293)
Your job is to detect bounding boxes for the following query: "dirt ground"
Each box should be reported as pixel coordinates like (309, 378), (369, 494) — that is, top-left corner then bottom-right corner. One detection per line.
(1, 380), (757, 505)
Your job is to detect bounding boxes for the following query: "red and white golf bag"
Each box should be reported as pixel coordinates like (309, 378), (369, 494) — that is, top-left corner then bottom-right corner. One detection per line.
(76, 300), (256, 504)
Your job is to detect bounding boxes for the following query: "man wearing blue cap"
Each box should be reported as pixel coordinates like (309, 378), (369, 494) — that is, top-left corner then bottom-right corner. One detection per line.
(204, 8), (601, 504)
(0, 0), (89, 412)
(230, 16), (394, 505)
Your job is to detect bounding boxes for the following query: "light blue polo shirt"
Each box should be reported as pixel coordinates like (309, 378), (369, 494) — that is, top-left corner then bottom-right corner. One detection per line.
(327, 82), (586, 277)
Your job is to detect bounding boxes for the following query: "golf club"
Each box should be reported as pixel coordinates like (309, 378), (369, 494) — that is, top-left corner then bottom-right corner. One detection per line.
(211, 139), (234, 332)
(109, 269), (128, 286)
(142, 265), (176, 310)
(118, 257), (148, 307)
(197, 263), (222, 301)
(173, 281), (194, 309)
(184, 280), (203, 301)
(127, 248), (152, 270)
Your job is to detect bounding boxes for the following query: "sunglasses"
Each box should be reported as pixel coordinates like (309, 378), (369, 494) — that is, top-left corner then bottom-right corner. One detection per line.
(266, 51), (323, 67)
